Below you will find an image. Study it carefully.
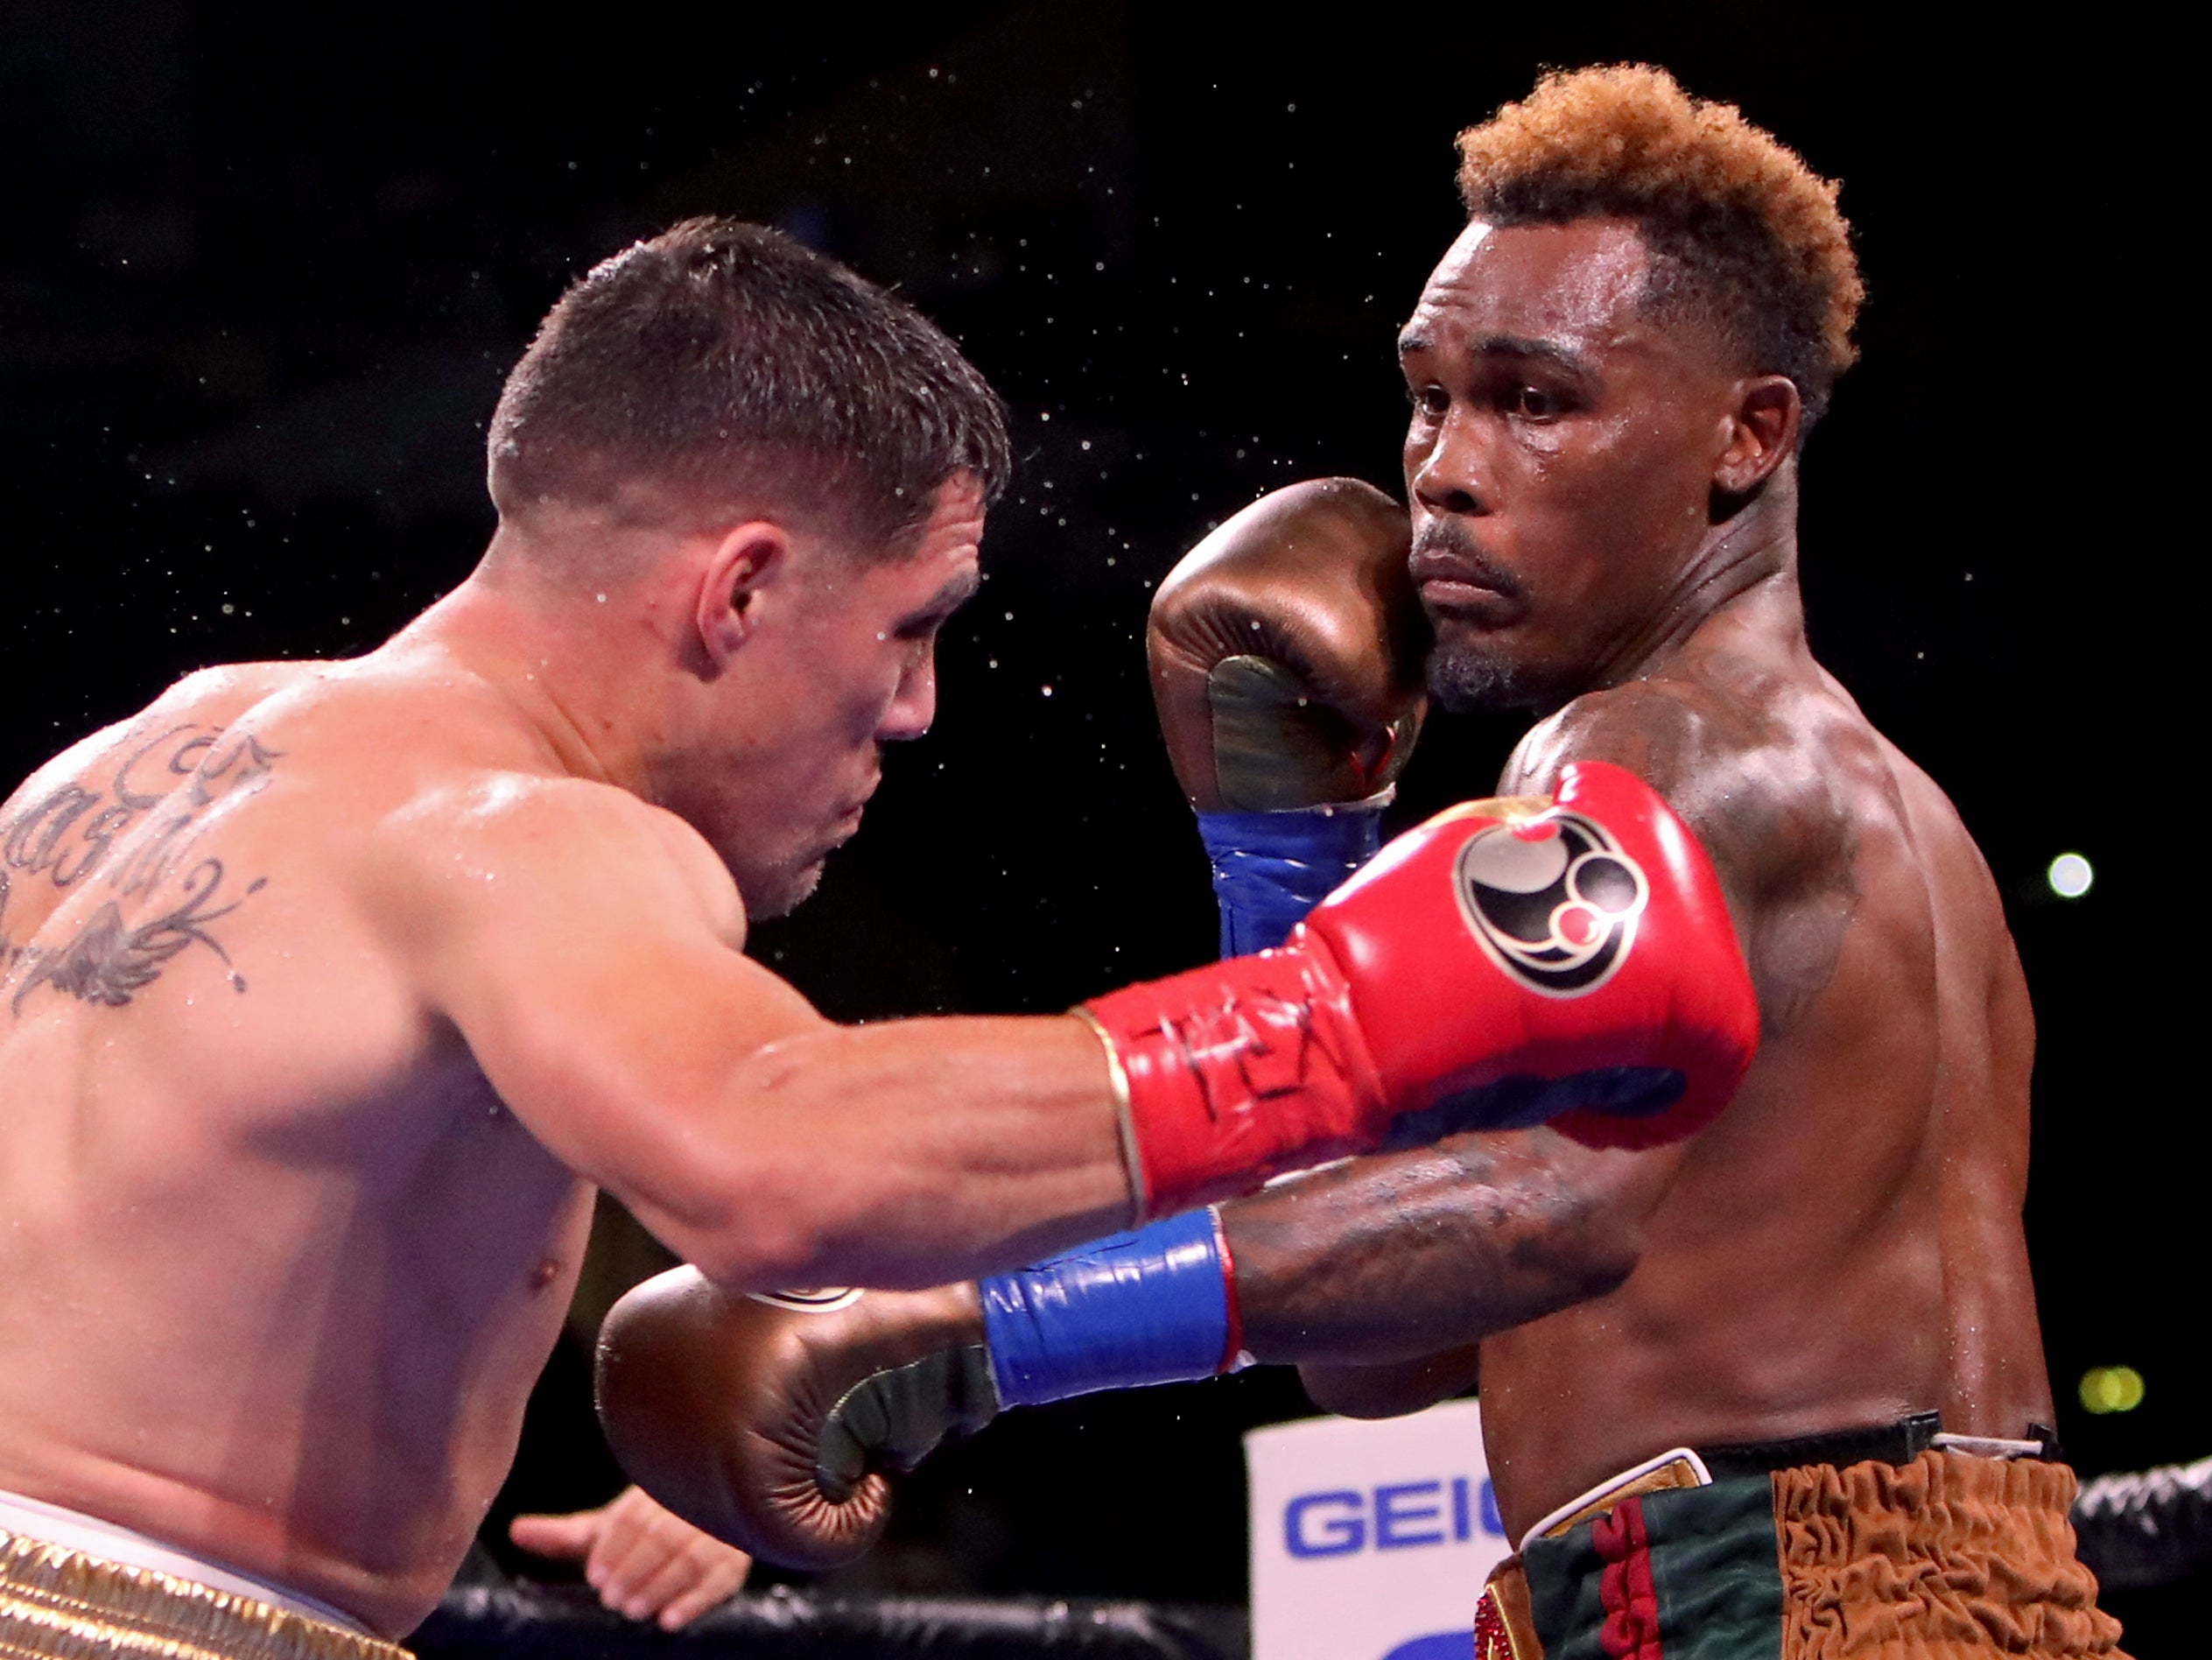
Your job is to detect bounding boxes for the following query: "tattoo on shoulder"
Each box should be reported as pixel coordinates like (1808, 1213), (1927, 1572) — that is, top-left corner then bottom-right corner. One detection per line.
(1505, 676), (1862, 1039)
(1, 722), (281, 1014)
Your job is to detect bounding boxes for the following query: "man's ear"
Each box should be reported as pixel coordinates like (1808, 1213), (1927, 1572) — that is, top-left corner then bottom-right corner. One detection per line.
(1713, 375), (1801, 497)
(693, 521), (788, 674)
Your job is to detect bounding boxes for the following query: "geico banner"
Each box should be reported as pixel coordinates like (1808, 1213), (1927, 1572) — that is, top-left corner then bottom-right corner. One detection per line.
(1246, 1399), (1506, 1660)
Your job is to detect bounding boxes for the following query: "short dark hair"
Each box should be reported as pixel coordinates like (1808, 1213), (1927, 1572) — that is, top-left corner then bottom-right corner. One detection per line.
(488, 218), (1011, 553)
(1457, 66), (1863, 427)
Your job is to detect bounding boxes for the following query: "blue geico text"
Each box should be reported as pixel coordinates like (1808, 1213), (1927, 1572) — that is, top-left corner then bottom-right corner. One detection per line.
(1282, 1478), (1503, 1558)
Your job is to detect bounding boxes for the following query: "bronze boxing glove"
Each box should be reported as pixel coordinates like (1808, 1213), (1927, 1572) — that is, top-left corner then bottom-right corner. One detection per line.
(595, 1273), (992, 1571)
(597, 1213), (1248, 1570)
(1148, 476), (1428, 812)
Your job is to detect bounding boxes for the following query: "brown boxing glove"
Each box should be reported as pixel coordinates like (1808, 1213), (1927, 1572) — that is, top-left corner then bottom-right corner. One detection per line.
(1149, 477), (1428, 812)
(595, 1270), (994, 1571)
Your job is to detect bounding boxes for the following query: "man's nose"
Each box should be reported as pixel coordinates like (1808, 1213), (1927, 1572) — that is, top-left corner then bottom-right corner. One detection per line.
(879, 651), (937, 742)
(1409, 411), (1489, 517)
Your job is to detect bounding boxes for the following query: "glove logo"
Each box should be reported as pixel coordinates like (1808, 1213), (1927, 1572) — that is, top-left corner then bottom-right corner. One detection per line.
(1453, 812), (1649, 996)
(750, 1288), (864, 1313)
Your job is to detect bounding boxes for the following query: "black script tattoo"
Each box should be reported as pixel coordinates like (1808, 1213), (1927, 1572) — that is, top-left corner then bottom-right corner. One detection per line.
(1, 719), (283, 1006)
(11, 858), (264, 1015)
(184, 731), (279, 810)
(4, 724), (193, 953)
(0, 726), (280, 907)
(3, 725), (204, 893)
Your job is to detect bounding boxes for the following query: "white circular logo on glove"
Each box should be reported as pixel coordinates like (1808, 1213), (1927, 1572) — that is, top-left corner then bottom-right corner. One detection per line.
(1453, 811), (1649, 996)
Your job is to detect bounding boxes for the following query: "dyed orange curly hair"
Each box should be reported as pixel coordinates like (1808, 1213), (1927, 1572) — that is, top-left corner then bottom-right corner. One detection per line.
(1457, 65), (1862, 424)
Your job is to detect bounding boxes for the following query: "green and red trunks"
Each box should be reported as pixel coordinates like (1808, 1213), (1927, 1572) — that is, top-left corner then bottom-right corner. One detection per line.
(1476, 1448), (2124, 1658)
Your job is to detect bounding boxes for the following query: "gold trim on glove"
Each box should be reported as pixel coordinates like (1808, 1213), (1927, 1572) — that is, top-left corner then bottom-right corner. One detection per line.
(1068, 1006), (1144, 1224)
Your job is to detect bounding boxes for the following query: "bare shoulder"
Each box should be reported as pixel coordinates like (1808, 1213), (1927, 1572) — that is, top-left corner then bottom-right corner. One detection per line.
(153, 658), (330, 721)
(1, 658), (327, 821)
(1506, 654), (1901, 1038)
(0, 660), (334, 953)
(366, 769), (748, 954)
(1502, 658), (1864, 908)
(186, 660), (748, 951)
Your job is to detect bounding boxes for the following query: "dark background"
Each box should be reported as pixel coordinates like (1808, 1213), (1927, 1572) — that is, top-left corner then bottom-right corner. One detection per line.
(2, 2), (2191, 1649)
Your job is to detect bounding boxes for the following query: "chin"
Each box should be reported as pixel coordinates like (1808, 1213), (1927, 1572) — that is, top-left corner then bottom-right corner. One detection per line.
(730, 855), (826, 921)
(758, 866), (825, 920)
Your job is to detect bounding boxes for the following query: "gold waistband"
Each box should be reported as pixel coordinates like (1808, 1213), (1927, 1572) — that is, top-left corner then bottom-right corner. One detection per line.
(0, 1533), (409, 1660)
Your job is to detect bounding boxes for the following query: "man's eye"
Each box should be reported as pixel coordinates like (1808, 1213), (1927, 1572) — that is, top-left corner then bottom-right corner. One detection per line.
(1506, 385), (1565, 419)
(1407, 384), (1449, 417)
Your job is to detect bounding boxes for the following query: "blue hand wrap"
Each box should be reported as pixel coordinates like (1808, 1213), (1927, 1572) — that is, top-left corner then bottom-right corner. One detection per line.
(980, 1207), (1232, 1407)
(1197, 803), (1387, 955)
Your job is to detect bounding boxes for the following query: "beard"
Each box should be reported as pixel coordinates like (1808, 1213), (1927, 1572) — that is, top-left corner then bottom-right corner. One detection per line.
(1426, 635), (1548, 714)
(1412, 521), (1553, 714)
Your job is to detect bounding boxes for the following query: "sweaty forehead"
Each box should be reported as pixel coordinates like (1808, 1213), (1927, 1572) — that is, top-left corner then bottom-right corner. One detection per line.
(1402, 218), (1655, 357)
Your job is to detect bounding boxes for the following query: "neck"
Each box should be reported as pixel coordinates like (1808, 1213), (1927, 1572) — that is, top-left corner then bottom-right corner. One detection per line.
(1584, 461), (1808, 693)
(382, 553), (671, 798)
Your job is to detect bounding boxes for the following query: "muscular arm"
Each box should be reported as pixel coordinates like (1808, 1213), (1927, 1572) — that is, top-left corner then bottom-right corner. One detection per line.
(381, 777), (1130, 1296)
(1233, 1130), (1677, 1415)
(1233, 1129), (1666, 1362)
(1267, 683), (1786, 1414)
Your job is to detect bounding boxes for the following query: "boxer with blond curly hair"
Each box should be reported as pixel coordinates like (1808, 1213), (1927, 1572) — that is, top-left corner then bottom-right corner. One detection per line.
(605, 68), (2126, 1657)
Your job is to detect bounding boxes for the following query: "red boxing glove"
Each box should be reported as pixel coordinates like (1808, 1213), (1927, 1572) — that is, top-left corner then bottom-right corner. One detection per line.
(1083, 761), (1757, 1219)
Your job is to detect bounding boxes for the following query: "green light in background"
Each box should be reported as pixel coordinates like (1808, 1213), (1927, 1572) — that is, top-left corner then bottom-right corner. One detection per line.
(2079, 1366), (2145, 1414)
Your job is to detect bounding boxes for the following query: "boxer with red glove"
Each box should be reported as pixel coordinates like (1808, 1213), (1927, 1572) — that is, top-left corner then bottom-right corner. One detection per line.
(596, 480), (1759, 1567)
(600, 766), (1755, 1565)
(1088, 756), (1752, 1221)
(601, 88), (2090, 1649)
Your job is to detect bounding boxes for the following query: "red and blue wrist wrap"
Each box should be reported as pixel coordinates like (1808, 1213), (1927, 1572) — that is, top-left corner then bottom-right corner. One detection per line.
(977, 802), (1343, 1403)
(979, 1206), (1244, 1407)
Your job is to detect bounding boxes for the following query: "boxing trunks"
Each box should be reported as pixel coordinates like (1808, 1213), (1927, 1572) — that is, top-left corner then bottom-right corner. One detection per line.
(0, 1489), (407, 1660)
(1474, 1415), (2127, 1658)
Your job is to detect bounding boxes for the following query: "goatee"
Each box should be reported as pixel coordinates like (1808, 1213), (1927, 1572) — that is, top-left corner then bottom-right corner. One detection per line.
(1427, 641), (1543, 714)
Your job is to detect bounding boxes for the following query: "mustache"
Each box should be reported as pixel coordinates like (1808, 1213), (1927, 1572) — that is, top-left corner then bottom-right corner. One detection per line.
(1409, 524), (1524, 601)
